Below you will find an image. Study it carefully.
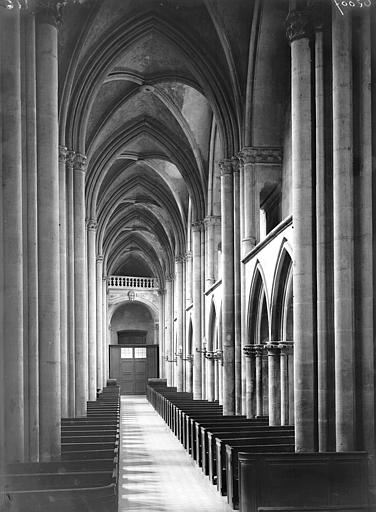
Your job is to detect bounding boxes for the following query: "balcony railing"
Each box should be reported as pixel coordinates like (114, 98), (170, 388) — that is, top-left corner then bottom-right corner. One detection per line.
(108, 275), (158, 290)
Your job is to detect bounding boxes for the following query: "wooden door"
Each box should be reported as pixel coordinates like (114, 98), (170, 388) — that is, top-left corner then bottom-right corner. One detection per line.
(110, 345), (158, 394)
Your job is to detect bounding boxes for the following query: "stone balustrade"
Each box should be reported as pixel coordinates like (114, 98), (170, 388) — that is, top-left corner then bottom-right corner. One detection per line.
(108, 275), (158, 289)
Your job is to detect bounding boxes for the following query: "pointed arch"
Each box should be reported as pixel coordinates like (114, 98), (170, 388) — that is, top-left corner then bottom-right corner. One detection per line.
(247, 261), (270, 345)
(270, 240), (293, 341)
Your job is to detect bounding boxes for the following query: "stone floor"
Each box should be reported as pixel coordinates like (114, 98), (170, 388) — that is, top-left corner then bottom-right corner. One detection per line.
(118, 395), (233, 512)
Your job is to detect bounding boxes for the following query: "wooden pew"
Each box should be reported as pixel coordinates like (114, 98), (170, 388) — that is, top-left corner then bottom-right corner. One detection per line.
(204, 426), (294, 481)
(258, 507), (370, 511)
(215, 436), (295, 497)
(225, 443), (295, 509)
(237, 452), (369, 512)
(1, 470), (115, 491)
(6, 459), (117, 474)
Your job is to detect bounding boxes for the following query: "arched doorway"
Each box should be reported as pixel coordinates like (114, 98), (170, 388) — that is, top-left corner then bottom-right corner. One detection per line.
(109, 301), (159, 394)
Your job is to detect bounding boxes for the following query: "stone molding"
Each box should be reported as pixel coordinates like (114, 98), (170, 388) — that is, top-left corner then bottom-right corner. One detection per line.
(96, 255), (104, 262)
(239, 146), (283, 165)
(166, 274), (175, 282)
(31, 0), (66, 26)
(175, 255), (185, 264)
(218, 158), (234, 176)
(87, 218), (97, 231)
(58, 145), (67, 163)
(265, 342), (281, 355)
(243, 345), (256, 358)
(185, 250), (193, 260)
(73, 152), (87, 173)
(286, 9), (312, 43)
(231, 156), (240, 173)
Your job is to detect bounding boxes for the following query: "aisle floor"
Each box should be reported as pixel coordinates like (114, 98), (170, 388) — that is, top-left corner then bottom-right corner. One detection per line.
(118, 395), (233, 512)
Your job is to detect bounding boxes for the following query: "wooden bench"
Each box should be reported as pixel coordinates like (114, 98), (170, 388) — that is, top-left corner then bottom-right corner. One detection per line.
(237, 452), (369, 512)
(62, 441), (118, 452)
(1, 470), (116, 491)
(6, 459), (117, 474)
(62, 448), (118, 460)
(196, 417), (270, 467)
(258, 507), (370, 511)
(204, 426), (294, 481)
(226, 443), (295, 509)
(61, 434), (119, 444)
(215, 435), (295, 496)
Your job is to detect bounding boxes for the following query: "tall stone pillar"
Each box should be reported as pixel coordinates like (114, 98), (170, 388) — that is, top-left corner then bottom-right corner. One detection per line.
(87, 219), (97, 400)
(206, 354), (215, 402)
(314, 11), (333, 452)
(254, 345), (264, 417)
(233, 158), (241, 415)
(332, 8), (355, 451)
(1, 5), (24, 462)
(240, 149), (258, 253)
(102, 276), (108, 386)
(21, 11), (39, 461)
(36, 4), (61, 459)
(73, 153), (88, 416)
(175, 256), (184, 391)
(192, 221), (202, 399)
(96, 256), (103, 390)
(266, 343), (281, 426)
(238, 155), (247, 416)
(219, 160), (235, 415)
(286, 8), (316, 451)
(66, 150), (75, 416)
(59, 146), (68, 418)
(158, 290), (165, 378)
(165, 277), (174, 386)
(185, 251), (192, 305)
(200, 223), (206, 398)
(205, 218), (215, 286)
(243, 346), (256, 419)
(279, 342), (293, 426)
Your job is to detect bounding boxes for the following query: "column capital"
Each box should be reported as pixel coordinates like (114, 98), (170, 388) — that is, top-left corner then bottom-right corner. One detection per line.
(218, 159), (234, 176)
(73, 153), (87, 173)
(192, 220), (204, 232)
(86, 218), (97, 231)
(239, 146), (283, 165)
(253, 344), (265, 356)
(58, 145), (68, 163)
(278, 341), (294, 355)
(102, 275), (107, 282)
(96, 255), (104, 262)
(265, 342), (281, 355)
(166, 273), (175, 282)
(204, 215), (221, 227)
(66, 150), (75, 168)
(175, 254), (184, 264)
(185, 250), (193, 260)
(158, 288), (166, 296)
(286, 8), (313, 44)
(31, 0), (65, 26)
(243, 345), (256, 358)
(231, 156), (240, 173)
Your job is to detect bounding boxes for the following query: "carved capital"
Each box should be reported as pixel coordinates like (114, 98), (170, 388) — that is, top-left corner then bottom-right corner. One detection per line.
(192, 220), (203, 232)
(218, 159), (234, 176)
(158, 288), (166, 296)
(66, 150), (75, 168)
(243, 345), (256, 358)
(253, 344), (265, 357)
(278, 341), (294, 355)
(286, 9), (312, 43)
(166, 274), (175, 282)
(204, 215), (221, 227)
(87, 218), (97, 231)
(96, 255), (104, 262)
(31, 0), (66, 26)
(175, 254), (185, 264)
(73, 153), (87, 173)
(185, 250), (192, 260)
(231, 156), (240, 173)
(58, 145), (67, 163)
(266, 342), (281, 356)
(240, 146), (283, 165)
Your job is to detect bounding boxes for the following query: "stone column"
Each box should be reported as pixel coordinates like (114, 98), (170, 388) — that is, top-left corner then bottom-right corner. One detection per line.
(185, 251), (192, 306)
(158, 290), (165, 378)
(66, 150), (75, 416)
(240, 149), (258, 253)
(286, 8), (316, 451)
(1, 5), (24, 462)
(314, 10), (332, 452)
(21, 11), (39, 461)
(192, 221), (202, 399)
(200, 223), (206, 398)
(205, 218), (216, 287)
(102, 276), (108, 386)
(254, 345), (264, 417)
(219, 160), (235, 415)
(233, 158), (241, 415)
(206, 353), (215, 402)
(73, 153), (88, 416)
(243, 345), (256, 419)
(238, 155), (247, 416)
(59, 146), (68, 418)
(279, 342), (293, 426)
(36, 4), (61, 459)
(175, 256), (184, 391)
(332, 6), (355, 452)
(87, 219), (97, 400)
(96, 256), (103, 390)
(266, 343), (281, 426)
(165, 277), (174, 386)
